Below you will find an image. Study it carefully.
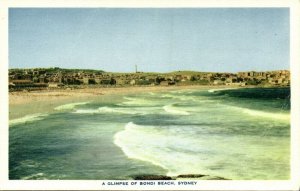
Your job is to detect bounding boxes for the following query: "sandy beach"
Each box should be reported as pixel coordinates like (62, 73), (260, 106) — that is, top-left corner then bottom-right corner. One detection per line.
(8, 85), (290, 180)
(9, 85), (234, 120)
(9, 85), (215, 105)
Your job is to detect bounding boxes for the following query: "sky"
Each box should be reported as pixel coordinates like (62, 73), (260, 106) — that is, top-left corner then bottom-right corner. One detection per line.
(9, 8), (289, 73)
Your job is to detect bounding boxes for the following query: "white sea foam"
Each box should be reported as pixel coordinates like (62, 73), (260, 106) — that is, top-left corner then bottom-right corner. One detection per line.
(242, 108), (290, 121)
(54, 102), (90, 111)
(73, 107), (137, 114)
(163, 104), (190, 115)
(73, 109), (100, 114)
(208, 87), (239, 93)
(119, 97), (158, 106)
(114, 122), (169, 171)
(114, 122), (290, 179)
(75, 105), (195, 116)
(9, 113), (49, 126)
(22, 173), (45, 180)
(227, 105), (290, 121)
(161, 94), (196, 101)
(161, 94), (173, 98)
(97, 106), (139, 114)
(123, 97), (137, 101)
(113, 122), (227, 177)
(73, 106), (159, 115)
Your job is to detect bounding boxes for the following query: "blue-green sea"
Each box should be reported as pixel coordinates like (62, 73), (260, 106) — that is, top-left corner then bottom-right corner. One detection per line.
(9, 87), (290, 180)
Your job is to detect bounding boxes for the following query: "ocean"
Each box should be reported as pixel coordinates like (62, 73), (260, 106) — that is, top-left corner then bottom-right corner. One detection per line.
(9, 87), (290, 180)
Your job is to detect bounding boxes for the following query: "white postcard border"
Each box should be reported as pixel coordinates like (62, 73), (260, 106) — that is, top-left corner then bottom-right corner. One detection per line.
(0, 0), (299, 190)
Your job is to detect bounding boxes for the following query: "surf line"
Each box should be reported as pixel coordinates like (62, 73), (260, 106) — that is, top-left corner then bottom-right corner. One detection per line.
(163, 104), (190, 115)
(113, 122), (170, 172)
(54, 102), (90, 111)
(9, 113), (49, 126)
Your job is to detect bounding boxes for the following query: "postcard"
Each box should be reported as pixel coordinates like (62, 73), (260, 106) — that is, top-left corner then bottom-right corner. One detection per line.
(1, 0), (300, 190)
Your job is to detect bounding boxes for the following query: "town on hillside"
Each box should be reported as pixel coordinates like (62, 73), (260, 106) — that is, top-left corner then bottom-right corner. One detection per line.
(8, 67), (290, 91)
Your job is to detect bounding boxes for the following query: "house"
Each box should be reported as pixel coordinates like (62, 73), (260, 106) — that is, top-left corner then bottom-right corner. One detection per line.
(10, 80), (34, 88)
(213, 80), (225, 85)
(130, 79), (136, 85)
(83, 77), (89, 85)
(48, 82), (63, 88)
(160, 80), (175, 86)
(160, 81), (169, 86)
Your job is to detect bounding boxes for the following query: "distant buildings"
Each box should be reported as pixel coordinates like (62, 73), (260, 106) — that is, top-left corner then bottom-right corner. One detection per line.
(8, 68), (290, 91)
(236, 70), (290, 86)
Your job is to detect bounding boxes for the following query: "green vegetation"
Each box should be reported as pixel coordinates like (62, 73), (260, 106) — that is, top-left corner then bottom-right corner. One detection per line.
(8, 67), (290, 92)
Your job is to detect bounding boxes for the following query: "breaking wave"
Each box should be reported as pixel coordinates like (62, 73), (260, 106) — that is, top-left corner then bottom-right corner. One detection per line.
(74, 105), (195, 116)
(114, 122), (229, 178)
(21, 173), (45, 180)
(10, 113), (49, 126)
(54, 102), (90, 111)
(163, 104), (190, 115)
(242, 108), (290, 121)
(73, 107), (138, 115)
(208, 87), (239, 93)
(73, 106), (160, 115)
(114, 122), (169, 171)
(161, 94), (196, 101)
(114, 122), (289, 179)
(227, 105), (290, 121)
(10, 87), (290, 180)
(114, 122), (202, 176)
(119, 97), (160, 106)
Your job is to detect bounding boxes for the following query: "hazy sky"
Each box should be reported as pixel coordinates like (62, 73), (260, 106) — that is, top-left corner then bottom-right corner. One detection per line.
(9, 8), (289, 73)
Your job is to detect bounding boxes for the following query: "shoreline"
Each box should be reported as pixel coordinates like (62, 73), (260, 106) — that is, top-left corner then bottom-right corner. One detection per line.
(8, 85), (282, 120)
(9, 85), (237, 105)
(8, 85), (230, 120)
(8, 85), (290, 180)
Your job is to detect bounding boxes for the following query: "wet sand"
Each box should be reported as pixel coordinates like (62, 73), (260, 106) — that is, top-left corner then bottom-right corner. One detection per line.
(9, 85), (237, 120)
